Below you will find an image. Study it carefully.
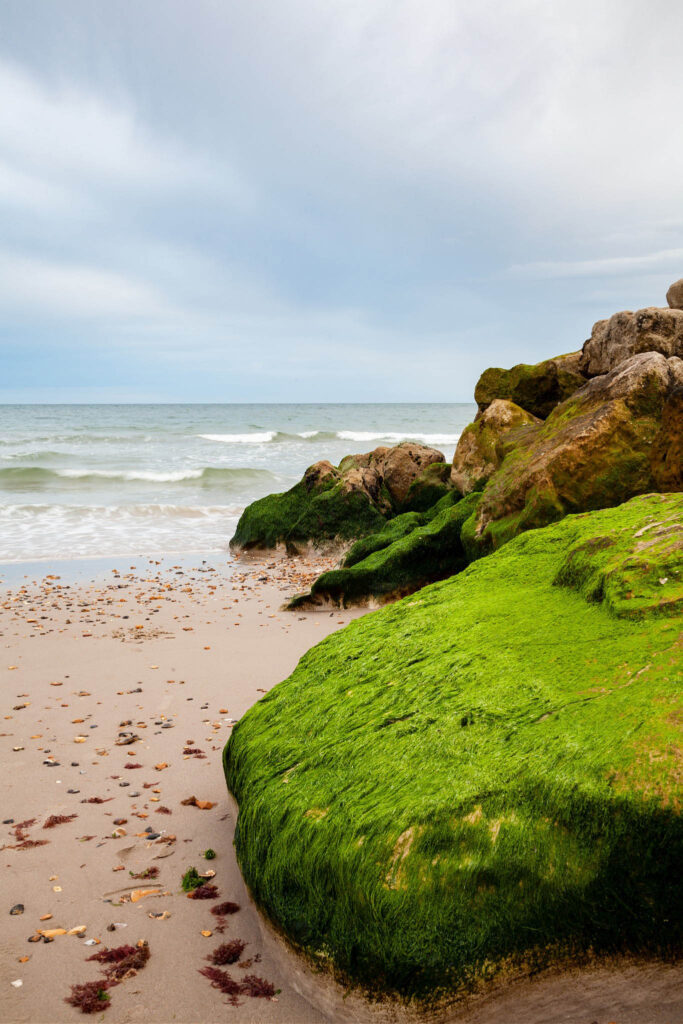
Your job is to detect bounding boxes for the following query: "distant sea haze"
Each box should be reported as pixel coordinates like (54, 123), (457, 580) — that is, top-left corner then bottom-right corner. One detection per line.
(0, 403), (475, 563)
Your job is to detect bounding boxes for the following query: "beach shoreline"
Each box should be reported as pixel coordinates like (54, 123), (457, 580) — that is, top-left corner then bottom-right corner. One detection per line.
(0, 551), (363, 1023)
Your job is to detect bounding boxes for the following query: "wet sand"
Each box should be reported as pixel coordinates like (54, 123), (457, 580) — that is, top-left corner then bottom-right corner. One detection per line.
(0, 553), (363, 1024)
(1, 554), (681, 1024)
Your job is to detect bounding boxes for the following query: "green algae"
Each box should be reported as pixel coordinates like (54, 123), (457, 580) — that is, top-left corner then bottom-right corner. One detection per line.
(474, 353), (585, 419)
(230, 475), (386, 552)
(341, 492), (461, 570)
(225, 493), (683, 1000)
(291, 493), (481, 607)
(342, 512), (426, 568)
(398, 461), (454, 512)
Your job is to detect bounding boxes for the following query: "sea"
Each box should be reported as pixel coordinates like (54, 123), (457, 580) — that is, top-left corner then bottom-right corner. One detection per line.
(0, 403), (475, 566)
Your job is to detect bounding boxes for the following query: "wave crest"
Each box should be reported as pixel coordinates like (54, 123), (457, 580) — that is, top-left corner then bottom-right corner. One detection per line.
(0, 466), (283, 489)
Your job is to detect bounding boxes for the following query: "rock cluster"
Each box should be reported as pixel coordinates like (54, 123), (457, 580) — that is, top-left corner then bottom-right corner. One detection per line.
(230, 441), (449, 552)
(232, 281), (683, 605)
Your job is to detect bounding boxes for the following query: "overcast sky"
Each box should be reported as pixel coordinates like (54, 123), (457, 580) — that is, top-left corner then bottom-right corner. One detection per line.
(1, 0), (682, 402)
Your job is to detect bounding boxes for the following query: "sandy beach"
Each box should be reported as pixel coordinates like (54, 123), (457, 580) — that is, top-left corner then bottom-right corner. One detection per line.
(0, 552), (364, 1024)
(2, 553), (681, 1024)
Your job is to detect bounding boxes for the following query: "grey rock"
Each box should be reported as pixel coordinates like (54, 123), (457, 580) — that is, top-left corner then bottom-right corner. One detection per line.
(666, 277), (683, 309)
(580, 307), (683, 376)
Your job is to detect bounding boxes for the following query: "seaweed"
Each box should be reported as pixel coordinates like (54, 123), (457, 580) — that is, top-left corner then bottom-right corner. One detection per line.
(43, 813), (78, 829)
(211, 901), (240, 916)
(66, 942), (150, 1012)
(181, 866), (203, 891)
(203, 847), (216, 859)
(124, 763), (142, 769)
(198, 966), (243, 1006)
(129, 866), (159, 880)
(1, 818), (50, 851)
(155, 805), (172, 814)
(207, 940), (245, 965)
(81, 797), (113, 804)
(14, 818), (36, 831)
(188, 883), (219, 900)
(87, 945), (138, 964)
(64, 981), (110, 1014)
(241, 974), (277, 998)
(101, 942), (150, 983)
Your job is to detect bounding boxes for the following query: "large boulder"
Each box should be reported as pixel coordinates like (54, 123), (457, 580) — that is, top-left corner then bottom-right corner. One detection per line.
(580, 307), (683, 377)
(230, 442), (449, 552)
(666, 277), (683, 310)
(474, 352), (585, 419)
(469, 352), (683, 552)
(225, 493), (683, 1001)
(451, 399), (541, 495)
(651, 386), (683, 491)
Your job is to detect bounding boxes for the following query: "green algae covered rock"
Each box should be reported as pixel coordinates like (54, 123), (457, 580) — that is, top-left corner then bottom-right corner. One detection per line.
(398, 460), (453, 512)
(469, 352), (683, 554)
(451, 399), (541, 495)
(289, 492), (481, 607)
(230, 442), (449, 552)
(229, 460), (387, 552)
(225, 493), (683, 1000)
(474, 351), (585, 419)
(342, 511), (427, 568)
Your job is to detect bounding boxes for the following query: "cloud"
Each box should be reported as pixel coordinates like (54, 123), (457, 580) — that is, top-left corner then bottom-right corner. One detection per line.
(0, 59), (216, 190)
(0, 1), (682, 400)
(0, 250), (169, 319)
(507, 248), (683, 280)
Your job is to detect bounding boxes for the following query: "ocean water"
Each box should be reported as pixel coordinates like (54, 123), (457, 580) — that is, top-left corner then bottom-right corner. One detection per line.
(0, 403), (475, 563)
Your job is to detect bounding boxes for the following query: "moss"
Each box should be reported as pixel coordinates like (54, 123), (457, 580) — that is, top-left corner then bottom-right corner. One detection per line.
(452, 402), (541, 496)
(287, 485), (387, 551)
(342, 512), (426, 568)
(225, 493), (683, 1001)
(471, 381), (668, 556)
(290, 494), (481, 607)
(398, 462), (454, 513)
(230, 476), (386, 552)
(474, 353), (585, 420)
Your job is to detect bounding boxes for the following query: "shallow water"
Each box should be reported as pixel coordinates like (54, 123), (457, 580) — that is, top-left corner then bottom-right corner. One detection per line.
(0, 403), (475, 561)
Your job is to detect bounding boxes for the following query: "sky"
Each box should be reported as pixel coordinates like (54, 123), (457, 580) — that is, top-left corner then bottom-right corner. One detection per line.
(1, 0), (683, 402)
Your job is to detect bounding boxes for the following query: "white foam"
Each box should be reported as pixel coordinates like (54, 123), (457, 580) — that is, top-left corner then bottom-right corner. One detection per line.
(0, 503), (243, 562)
(57, 469), (205, 483)
(199, 432), (276, 444)
(336, 431), (460, 445)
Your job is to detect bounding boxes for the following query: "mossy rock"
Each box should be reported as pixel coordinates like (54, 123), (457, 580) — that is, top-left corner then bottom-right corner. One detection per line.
(230, 477), (387, 552)
(342, 512), (427, 568)
(225, 493), (683, 1001)
(398, 461), (455, 512)
(470, 352), (683, 555)
(289, 493), (481, 607)
(474, 352), (585, 419)
(342, 492), (462, 570)
(451, 400), (541, 495)
(231, 443), (450, 552)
